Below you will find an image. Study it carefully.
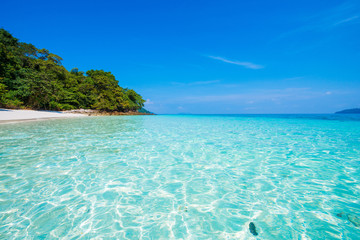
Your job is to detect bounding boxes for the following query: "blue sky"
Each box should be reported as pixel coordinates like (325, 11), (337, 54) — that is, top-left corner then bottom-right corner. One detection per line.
(1, 0), (359, 114)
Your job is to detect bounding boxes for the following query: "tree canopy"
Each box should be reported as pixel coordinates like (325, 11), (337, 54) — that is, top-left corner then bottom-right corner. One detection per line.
(0, 28), (145, 111)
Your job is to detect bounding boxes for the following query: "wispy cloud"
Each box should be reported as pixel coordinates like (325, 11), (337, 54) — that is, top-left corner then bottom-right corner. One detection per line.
(283, 76), (305, 81)
(144, 99), (154, 105)
(334, 15), (359, 26)
(274, 1), (360, 40)
(208, 56), (264, 69)
(171, 80), (221, 86)
(181, 88), (323, 103)
(307, 1), (360, 29)
(190, 80), (220, 85)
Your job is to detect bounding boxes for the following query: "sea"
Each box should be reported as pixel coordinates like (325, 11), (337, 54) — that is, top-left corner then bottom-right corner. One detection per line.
(1, 114), (360, 239)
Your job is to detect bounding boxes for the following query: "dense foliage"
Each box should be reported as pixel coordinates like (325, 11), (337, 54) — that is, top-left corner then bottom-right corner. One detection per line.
(0, 29), (145, 111)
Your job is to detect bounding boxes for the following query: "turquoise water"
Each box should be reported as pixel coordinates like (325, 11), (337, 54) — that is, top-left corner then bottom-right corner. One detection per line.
(1, 115), (360, 239)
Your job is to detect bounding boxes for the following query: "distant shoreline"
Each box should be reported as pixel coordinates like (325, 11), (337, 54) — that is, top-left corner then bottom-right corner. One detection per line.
(335, 108), (360, 114)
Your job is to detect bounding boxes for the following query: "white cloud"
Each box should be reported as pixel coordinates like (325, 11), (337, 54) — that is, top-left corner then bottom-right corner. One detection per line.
(208, 56), (264, 69)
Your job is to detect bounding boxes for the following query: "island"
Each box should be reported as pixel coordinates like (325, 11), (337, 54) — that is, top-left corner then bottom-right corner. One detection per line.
(335, 108), (360, 114)
(0, 28), (152, 115)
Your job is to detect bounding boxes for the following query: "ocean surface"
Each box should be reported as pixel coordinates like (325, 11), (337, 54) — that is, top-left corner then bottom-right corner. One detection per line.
(1, 114), (360, 239)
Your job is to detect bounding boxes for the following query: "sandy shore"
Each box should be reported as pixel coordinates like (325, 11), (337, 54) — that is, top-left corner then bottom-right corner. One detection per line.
(0, 109), (87, 124)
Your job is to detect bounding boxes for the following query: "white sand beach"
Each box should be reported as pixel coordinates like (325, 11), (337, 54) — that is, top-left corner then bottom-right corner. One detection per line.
(0, 109), (87, 124)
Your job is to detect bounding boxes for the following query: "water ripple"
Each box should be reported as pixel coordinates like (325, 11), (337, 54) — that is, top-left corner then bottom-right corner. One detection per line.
(0, 115), (360, 239)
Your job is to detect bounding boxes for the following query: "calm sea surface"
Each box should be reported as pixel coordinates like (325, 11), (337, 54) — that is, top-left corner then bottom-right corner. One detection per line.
(1, 114), (360, 239)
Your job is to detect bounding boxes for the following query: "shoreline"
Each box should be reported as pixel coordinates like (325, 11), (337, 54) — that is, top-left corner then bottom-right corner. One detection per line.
(0, 109), (87, 124)
(63, 109), (155, 116)
(0, 109), (154, 124)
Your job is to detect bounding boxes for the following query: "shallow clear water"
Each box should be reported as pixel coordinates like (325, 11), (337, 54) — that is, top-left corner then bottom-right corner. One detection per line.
(1, 115), (360, 239)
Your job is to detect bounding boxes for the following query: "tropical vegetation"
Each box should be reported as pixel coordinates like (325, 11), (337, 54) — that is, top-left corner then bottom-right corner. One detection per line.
(0, 28), (145, 111)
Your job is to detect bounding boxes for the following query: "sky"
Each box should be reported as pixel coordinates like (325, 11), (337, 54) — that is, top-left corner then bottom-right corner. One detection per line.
(1, 0), (359, 114)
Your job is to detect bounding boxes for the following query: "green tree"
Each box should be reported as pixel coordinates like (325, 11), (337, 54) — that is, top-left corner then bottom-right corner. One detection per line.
(0, 28), (146, 112)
